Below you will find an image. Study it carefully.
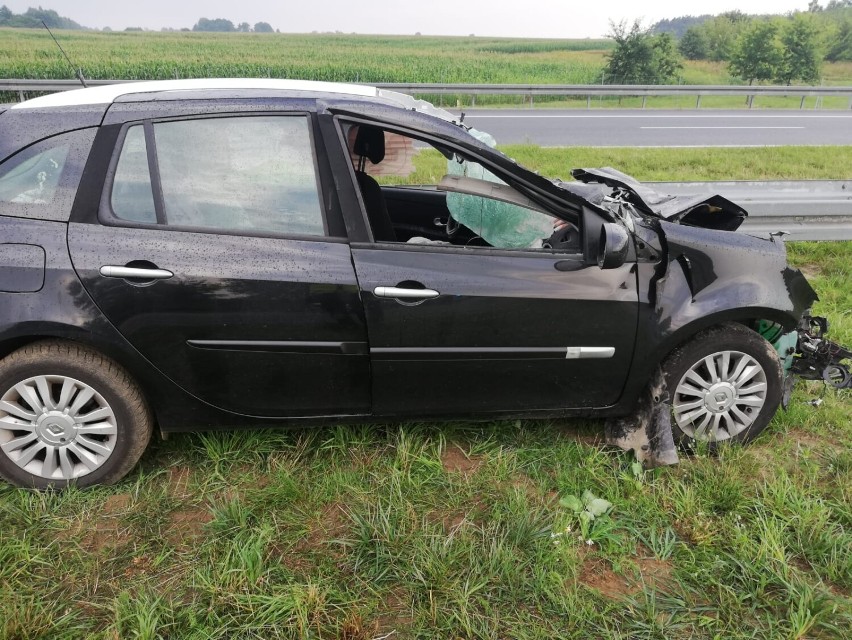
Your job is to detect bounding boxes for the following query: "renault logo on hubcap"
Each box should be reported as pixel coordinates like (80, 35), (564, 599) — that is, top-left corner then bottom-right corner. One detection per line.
(46, 423), (64, 436)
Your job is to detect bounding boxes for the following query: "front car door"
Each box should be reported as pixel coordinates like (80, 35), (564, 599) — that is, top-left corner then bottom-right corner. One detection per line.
(68, 103), (370, 419)
(325, 116), (639, 418)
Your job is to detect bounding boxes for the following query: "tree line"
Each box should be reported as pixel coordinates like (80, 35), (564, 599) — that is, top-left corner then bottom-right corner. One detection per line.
(628, 1), (852, 86)
(0, 5), (82, 29)
(0, 6), (277, 33)
(191, 18), (275, 33)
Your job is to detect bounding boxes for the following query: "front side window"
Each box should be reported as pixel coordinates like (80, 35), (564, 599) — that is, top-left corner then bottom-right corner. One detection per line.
(109, 115), (326, 237)
(343, 122), (578, 252)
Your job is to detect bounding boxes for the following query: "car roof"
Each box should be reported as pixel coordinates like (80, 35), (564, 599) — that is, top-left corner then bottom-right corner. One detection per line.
(10, 79), (458, 123)
(12, 78), (378, 110)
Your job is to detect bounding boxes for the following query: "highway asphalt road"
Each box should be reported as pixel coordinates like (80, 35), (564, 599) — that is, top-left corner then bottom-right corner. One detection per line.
(450, 109), (852, 147)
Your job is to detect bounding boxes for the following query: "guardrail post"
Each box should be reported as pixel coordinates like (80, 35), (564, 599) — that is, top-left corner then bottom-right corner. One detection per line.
(471, 94), (475, 107)
(696, 95), (701, 109)
(529, 93), (533, 108)
(748, 95), (754, 109)
(18, 90), (24, 102)
(641, 96), (647, 109)
(587, 95), (591, 109)
(800, 95), (806, 109)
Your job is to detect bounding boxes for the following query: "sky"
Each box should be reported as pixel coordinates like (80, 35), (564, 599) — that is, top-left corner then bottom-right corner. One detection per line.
(3, 1), (815, 38)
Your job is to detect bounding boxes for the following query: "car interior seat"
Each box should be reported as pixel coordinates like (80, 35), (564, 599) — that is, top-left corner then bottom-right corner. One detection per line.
(353, 125), (396, 242)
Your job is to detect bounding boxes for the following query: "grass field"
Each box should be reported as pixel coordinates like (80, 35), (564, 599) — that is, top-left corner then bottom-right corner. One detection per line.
(0, 145), (850, 639)
(1, 29), (851, 104)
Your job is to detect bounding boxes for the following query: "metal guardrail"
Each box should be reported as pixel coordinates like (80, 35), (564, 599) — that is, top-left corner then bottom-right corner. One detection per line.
(650, 180), (852, 241)
(2, 79), (852, 109)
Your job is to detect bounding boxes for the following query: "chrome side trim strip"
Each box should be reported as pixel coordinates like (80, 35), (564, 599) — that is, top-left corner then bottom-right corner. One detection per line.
(565, 347), (615, 359)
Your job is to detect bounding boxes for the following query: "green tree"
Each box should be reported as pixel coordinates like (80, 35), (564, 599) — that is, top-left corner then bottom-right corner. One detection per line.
(192, 18), (236, 32)
(777, 15), (822, 84)
(679, 26), (709, 59)
(826, 18), (852, 60)
(653, 33), (682, 79)
(704, 11), (751, 61)
(0, 5), (12, 24)
(729, 20), (781, 84)
(604, 20), (682, 84)
(253, 21), (274, 33)
(237, 22), (250, 32)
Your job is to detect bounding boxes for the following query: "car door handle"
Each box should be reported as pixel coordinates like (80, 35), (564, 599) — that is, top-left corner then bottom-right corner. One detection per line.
(99, 265), (174, 280)
(373, 286), (440, 300)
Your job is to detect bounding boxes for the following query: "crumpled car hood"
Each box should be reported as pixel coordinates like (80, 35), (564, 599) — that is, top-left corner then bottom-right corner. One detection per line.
(559, 166), (748, 232)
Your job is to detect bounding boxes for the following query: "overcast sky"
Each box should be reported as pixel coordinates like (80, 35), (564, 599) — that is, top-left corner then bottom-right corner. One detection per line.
(3, 1), (814, 37)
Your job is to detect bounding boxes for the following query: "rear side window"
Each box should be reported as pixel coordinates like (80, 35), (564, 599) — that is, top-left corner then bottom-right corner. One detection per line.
(110, 125), (156, 224)
(0, 128), (96, 221)
(109, 115), (327, 237)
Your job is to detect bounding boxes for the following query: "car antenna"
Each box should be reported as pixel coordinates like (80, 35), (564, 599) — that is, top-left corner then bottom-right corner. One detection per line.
(41, 20), (88, 88)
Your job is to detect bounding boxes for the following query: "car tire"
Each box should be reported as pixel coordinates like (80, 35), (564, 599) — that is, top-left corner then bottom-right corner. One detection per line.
(0, 340), (152, 489)
(662, 322), (783, 447)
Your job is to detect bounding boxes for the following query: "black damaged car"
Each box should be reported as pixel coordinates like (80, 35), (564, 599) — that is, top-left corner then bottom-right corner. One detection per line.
(0, 79), (848, 488)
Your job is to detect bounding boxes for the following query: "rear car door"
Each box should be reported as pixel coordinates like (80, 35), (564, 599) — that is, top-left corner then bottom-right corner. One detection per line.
(68, 108), (370, 418)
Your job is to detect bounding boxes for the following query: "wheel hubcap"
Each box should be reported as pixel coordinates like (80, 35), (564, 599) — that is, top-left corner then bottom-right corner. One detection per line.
(0, 375), (118, 480)
(673, 350), (768, 442)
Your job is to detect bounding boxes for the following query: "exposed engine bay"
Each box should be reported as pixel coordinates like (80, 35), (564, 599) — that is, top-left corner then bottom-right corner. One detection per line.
(793, 313), (852, 390)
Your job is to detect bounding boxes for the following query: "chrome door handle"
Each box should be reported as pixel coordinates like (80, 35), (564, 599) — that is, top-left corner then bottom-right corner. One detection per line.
(99, 266), (174, 280)
(373, 286), (439, 300)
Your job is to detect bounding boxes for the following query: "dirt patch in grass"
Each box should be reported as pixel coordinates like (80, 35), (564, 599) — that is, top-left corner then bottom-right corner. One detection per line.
(788, 428), (843, 453)
(441, 446), (483, 476)
(550, 420), (604, 445)
(374, 588), (415, 634)
(73, 493), (134, 553)
(165, 507), (213, 547)
(271, 501), (349, 574)
(798, 263), (822, 280)
(166, 466), (194, 498)
(508, 474), (541, 501)
(579, 550), (674, 599)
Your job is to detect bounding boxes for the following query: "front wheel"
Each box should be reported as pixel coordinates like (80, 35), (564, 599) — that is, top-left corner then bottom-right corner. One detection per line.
(662, 323), (783, 446)
(0, 341), (152, 489)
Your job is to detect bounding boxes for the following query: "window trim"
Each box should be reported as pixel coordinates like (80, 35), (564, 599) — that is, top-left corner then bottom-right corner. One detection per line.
(99, 112), (336, 241)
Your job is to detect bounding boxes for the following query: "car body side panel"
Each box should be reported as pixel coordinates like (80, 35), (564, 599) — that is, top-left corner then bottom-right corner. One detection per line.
(350, 244), (639, 413)
(0, 105), (106, 163)
(613, 220), (818, 408)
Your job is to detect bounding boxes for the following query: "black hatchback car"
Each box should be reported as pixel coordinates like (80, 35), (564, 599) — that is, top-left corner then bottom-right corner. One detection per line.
(0, 79), (837, 488)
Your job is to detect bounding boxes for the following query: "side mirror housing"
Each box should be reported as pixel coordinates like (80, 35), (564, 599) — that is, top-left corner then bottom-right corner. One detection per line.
(597, 222), (630, 269)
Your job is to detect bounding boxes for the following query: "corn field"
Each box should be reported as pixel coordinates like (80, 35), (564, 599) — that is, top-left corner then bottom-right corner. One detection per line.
(0, 29), (610, 84)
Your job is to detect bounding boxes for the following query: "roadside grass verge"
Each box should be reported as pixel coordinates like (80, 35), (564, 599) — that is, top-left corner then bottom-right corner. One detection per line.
(0, 147), (850, 638)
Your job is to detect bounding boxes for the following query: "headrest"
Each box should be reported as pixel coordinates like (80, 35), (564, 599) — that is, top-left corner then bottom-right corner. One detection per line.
(353, 125), (385, 164)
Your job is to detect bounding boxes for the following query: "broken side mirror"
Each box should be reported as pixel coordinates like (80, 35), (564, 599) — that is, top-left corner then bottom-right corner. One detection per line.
(597, 222), (630, 269)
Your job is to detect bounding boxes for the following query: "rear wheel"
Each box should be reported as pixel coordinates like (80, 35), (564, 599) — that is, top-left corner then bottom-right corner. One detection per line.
(662, 323), (783, 446)
(0, 341), (152, 488)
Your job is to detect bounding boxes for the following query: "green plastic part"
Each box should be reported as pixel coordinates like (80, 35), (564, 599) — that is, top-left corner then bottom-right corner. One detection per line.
(758, 320), (797, 371)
